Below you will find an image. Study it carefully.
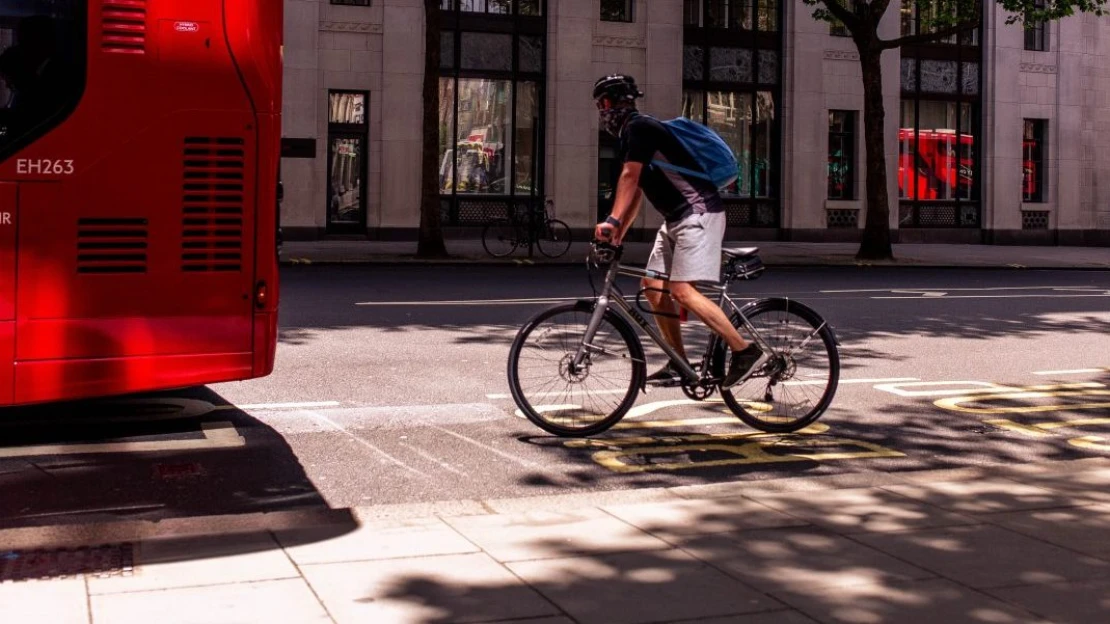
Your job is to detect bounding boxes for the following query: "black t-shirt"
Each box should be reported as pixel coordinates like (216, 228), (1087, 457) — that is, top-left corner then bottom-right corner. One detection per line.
(620, 114), (724, 222)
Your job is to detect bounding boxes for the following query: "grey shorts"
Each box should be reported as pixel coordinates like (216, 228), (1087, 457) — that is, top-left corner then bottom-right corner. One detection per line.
(645, 211), (726, 283)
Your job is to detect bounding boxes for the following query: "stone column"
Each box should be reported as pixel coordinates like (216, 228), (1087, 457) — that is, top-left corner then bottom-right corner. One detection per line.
(379, 0), (425, 232)
(280, 0), (322, 236)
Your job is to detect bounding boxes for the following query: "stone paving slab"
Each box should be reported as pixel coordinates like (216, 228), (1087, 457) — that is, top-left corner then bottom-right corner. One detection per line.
(87, 533), (298, 595)
(986, 578), (1110, 624)
(90, 578), (332, 624)
(675, 526), (935, 593)
(599, 496), (808, 540)
(984, 503), (1110, 560)
(0, 578), (88, 624)
(275, 515), (478, 566)
(506, 549), (782, 624)
(771, 578), (1050, 624)
(300, 553), (558, 624)
(855, 524), (1110, 589)
(879, 478), (1092, 515)
(441, 508), (673, 563)
(744, 487), (981, 534)
(6, 457), (1110, 623)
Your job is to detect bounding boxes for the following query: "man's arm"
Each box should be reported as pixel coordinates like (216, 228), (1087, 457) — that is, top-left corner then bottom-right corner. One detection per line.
(595, 161), (642, 243)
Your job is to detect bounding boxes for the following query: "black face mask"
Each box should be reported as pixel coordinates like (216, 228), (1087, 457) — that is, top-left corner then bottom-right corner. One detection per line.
(599, 106), (636, 138)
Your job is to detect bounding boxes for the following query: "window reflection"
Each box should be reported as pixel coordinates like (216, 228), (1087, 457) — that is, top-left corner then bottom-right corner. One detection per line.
(328, 137), (363, 226)
(898, 100), (975, 201)
(329, 92), (365, 125)
(0, 2), (83, 151)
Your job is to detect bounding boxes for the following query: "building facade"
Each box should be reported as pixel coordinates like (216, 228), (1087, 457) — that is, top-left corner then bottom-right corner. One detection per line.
(280, 0), (1110, 245)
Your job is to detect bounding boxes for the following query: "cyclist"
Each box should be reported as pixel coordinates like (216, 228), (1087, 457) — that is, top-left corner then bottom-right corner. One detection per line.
(591, 74), (768, 388)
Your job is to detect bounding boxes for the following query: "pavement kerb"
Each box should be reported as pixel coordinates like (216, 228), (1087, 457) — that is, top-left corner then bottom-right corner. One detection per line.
(0, 506), (359, 552)
(5, 457), (1110, 552)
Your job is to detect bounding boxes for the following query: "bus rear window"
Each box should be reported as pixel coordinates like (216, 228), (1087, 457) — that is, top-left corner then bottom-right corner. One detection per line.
(0, 1), (85, 159)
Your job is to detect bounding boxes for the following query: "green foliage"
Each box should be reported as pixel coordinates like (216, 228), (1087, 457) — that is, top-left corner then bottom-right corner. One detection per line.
(804, 0), (1106, 42)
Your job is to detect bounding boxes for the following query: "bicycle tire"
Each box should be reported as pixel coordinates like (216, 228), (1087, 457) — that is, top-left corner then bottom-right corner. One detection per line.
(482, 219), (519, 258)
(536, 219), (572, 258)
(720, 298), (840, 433)
(507, 301), (646, 437)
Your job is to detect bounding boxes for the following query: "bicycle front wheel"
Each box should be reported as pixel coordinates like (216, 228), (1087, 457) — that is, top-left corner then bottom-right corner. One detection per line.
(482, 220), (519, 258)
(720, 298), (840, 433)
(536, 219), (572, 258)
(507, 302), (645, 437)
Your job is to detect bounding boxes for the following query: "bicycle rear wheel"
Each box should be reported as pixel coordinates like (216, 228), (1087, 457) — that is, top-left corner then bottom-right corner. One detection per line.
(482, 219), (519, 258)
(720, 298), (840, 433)
(507, 302), (645, 437)
(536, 219), (572, 258)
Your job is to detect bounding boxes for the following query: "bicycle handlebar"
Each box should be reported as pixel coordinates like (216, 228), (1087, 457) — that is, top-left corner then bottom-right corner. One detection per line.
(589, 239), (623, 264)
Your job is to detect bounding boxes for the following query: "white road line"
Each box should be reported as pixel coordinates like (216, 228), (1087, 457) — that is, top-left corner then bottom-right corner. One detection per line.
(297, 409), (430, 478)
(216, 401), (343, 411)
(356, 297), (572, 306)
(0, 421), (245, 458)
(784, 377), (919, 387)
(821, 286), (1104, 294)
(872, 294), (1110, 300)
(487, 389), (628, 400)
(1033, 368), (1106, 376)
(489, 377), (920, 398)
(398, 441), (469, 477)
(429, 424), (544, 469)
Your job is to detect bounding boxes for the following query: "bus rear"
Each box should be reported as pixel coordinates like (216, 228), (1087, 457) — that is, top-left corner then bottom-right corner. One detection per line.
(0, 0), (282, 406)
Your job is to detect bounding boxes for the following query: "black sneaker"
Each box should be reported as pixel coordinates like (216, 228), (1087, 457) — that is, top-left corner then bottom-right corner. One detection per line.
(722, 343), (770, 388)
(646, 362), (683, 387)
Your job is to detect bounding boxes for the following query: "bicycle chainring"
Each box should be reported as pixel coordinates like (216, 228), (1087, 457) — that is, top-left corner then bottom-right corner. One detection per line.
(681, 381), (715, 401)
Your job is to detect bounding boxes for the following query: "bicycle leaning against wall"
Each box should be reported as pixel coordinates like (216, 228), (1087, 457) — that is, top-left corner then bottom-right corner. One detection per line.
(506, 241), (841, 437)
(482, 198), (573, 259)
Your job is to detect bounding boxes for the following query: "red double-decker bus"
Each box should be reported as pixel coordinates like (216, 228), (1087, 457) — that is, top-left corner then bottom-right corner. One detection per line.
(0, 1), (282, 406)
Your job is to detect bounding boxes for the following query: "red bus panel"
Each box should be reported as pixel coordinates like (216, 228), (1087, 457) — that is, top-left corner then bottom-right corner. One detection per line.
(0, 1), (282, 406)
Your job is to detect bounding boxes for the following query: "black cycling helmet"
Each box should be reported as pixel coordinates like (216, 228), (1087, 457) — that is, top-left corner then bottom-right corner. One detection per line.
(592, 74), (644, 104)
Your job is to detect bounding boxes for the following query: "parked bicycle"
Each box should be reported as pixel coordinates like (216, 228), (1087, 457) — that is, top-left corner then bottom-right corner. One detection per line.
(506, 241), (841, 437)
(482, 198), (572, 259)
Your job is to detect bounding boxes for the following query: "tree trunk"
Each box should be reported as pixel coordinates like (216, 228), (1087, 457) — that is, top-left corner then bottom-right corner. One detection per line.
(417, 0), (448, 258)
(857, 48), (895, 261)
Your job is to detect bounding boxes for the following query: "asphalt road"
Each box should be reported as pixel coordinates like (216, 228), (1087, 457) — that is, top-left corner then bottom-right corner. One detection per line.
(1, 263), (1109, 527)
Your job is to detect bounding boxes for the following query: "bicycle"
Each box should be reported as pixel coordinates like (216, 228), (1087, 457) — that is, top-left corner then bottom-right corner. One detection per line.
(506, 241), (841, 437)
(482, 198), (572, 259)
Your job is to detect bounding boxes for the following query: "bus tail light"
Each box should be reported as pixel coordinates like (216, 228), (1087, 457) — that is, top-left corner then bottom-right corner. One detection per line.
(255, 281), (268, 308)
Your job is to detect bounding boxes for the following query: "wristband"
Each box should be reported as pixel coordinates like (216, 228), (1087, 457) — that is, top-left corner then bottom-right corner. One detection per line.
(604, 215), (622, 229)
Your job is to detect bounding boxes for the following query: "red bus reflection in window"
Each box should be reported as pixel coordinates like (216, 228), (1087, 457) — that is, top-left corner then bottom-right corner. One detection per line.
(897, 128), (974, 201)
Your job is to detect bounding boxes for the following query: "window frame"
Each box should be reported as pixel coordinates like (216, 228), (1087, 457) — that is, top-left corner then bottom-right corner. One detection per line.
(437, 0), (547, 226)
(325, 90), (370, 234)
(330, 0), (371, 6)
(1022, 118), (1046, 203)
(683, 0), (783, 227)
(827, 110), (856, 200)
(1024, 0), (1047, 51)
(898, 1), (984, 228)
(601, 0), (634, 23)
(0, 3), (89, 165)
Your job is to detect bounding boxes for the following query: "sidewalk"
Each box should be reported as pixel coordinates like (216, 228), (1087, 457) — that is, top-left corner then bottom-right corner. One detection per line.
(281, 240), (1110, 269)
(5, 457), (1110, 623)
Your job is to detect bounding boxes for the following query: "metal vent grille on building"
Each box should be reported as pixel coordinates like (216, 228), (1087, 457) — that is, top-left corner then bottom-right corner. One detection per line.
(182, 137), (246, 272)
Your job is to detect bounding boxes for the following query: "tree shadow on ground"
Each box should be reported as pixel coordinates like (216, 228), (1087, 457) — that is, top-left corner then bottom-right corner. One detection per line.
(363, 461), (1110, 623)
(0, 387), (357, 580)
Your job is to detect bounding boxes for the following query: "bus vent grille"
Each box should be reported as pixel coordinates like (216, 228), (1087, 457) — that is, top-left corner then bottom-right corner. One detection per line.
(102, 0), (147, 54)
(182, 137), (245, 272)
(77, 218), (148, 274)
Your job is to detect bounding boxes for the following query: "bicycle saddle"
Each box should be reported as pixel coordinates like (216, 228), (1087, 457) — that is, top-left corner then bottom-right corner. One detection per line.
(722, 247), (759, 259)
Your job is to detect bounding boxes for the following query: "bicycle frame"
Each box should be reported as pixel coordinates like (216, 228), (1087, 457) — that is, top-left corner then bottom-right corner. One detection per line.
(571, 249), (777, 386)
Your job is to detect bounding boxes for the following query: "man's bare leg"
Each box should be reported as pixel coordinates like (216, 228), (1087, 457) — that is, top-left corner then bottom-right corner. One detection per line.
(667, 282), (749, 351)
(642, 277), (687, 360)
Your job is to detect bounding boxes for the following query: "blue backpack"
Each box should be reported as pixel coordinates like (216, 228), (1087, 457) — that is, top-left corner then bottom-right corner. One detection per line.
(649, 117), (739, 190)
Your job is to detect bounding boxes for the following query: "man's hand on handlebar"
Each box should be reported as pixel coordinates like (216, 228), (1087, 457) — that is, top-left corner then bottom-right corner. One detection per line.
(594, 215), (623, 245)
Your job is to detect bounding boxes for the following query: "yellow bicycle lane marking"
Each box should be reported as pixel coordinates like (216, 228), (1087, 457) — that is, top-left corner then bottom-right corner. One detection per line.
(873, 376), (1110, 452)
(527, 392), (904, 473)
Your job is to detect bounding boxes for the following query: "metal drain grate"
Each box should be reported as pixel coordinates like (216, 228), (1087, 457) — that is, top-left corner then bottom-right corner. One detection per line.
(1, 543), (135, 582)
